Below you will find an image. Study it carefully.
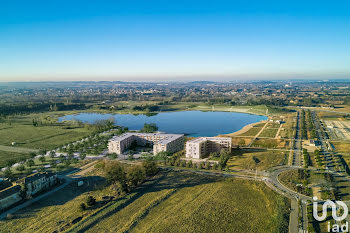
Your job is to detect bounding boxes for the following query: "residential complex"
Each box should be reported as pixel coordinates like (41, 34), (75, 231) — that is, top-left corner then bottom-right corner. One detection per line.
(186, 137), (232, 159)
(108, 133), (184, 155)
(0, 172), (57, 211)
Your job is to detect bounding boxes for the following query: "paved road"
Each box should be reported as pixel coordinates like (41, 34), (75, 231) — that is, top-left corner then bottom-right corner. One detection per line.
(289, 199), (299, 233)
(292, 111), (302, 167)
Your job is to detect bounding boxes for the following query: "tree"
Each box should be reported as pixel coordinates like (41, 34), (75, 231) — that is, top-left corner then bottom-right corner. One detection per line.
(4, 168), (12, 178)
(26, 159), (35, 167)
(86, 196), (96, 207)
(49, 151), (56, 158)
(104, 161), (128, 191)
(16, 164), (25, 172)
(64, 159), (71, 167)
(79, 203), (86, 211)
(38, 149), (47, 156)
(141, 123), (158, 133)
(29, 152), (37, 158)
(219, 149), (231, 168)
(142, 160), (158, 176)
(107, 153), (117, 159)
(80, 153), (87, 160)
(126, 166), (146, 190)
(39, 156), (46, 163)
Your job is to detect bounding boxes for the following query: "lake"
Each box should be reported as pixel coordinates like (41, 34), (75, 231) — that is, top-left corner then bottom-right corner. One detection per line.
(58, 111), (267, 137)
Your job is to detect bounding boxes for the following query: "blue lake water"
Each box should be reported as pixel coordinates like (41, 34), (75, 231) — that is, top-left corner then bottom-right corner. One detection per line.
(58, 111), (267, 137)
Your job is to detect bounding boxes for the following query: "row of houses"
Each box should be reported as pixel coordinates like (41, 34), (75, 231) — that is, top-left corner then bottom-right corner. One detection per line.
(0, 172), (57, 211)
(108, 133), (232, 159)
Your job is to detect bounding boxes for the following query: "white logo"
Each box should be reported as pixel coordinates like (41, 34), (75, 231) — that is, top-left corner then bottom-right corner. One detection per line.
(313, 196), (348, 222)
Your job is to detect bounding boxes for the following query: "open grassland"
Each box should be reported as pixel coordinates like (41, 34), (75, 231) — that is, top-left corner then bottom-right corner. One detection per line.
(332, 141), (350, 153)
(251, 138), (290, 149)
(238, 127), (262, 137)
(259, 128), (279, 138)
(0, 115), (91, 150)
(230, 137), (252, 147)
(0, 170), (289, 233)
(0, 150), (29, 168)
(227, 149), (288, 171)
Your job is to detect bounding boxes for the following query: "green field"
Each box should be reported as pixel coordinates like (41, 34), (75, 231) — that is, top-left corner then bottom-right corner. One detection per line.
(239, 127), (262, 137)
(0, 150), (29, 168)
(259, 128), (279, 138)
(227, 150), (288, 171)
(0, 114), (91, 150)
(0, 170), (289, 233)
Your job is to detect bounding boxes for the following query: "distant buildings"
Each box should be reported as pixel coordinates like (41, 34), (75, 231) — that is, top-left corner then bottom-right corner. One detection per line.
(0, 172), (58, 211)
(108, 133), (184, 155)
(186, 137), (232, 159)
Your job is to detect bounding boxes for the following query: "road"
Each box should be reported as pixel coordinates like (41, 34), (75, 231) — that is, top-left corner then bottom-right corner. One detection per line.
(291, 111), (302, 167)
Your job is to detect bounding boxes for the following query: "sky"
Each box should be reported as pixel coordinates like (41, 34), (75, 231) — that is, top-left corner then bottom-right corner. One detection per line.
(1, 0), (350, 82)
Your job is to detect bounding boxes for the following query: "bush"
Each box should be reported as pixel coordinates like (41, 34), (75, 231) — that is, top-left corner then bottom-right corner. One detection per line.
(80, 203), (87, 211)
(86, 196), (96, 207)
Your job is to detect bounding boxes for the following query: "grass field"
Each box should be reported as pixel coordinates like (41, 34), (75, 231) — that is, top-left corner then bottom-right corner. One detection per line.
(0, 114), (91, 150)
(227, 150), (288, 171)
(0, 150), (29, 168)
(332, 141), (350, 153)
(0, 170), (289, 233)
(239, 127), (262, 137)
(259, 128), (279, 138)
(251, 138), (290, 149)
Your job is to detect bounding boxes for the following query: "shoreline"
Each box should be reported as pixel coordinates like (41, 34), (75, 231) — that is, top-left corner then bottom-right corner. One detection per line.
(223, 120), (268, 137)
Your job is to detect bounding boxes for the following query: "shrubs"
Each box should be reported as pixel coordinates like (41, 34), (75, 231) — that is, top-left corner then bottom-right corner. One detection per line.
(80, 203), (87, 211)
(86, 196), (96, 207)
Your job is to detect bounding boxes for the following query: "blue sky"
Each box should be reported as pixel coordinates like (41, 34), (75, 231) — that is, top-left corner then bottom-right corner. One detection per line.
(1, 0), (350, 81)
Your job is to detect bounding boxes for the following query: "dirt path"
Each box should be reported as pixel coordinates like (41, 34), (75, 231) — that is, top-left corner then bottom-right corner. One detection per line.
(275, 124), (283, 139)
(226, 121), (267, 137)
(248, 121), (269, 147)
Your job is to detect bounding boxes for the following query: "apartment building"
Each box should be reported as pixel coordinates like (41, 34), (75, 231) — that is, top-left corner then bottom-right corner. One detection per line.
(186, 137), (232, 159)
(108, 133), (184, 155)
(16, 172), (58, 198)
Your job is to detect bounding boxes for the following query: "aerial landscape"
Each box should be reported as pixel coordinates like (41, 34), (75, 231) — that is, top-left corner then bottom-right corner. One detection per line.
(1, 1), (350, 233)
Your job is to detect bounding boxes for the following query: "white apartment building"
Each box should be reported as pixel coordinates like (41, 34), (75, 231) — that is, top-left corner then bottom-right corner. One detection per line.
(108, 133), (184, 155)
(186, 137), (232, 159)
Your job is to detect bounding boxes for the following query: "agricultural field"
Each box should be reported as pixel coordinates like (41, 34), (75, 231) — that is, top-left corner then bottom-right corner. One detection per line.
(227, 149), (288, 171)
(0, 170), (290, 233)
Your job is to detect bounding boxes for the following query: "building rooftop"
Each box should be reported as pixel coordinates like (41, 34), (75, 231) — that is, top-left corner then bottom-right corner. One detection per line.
(187, 137), (231, 144)
(16, 172), (55, 185)
(110, 133), (184, 145)
(0, 185), (21, 199)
